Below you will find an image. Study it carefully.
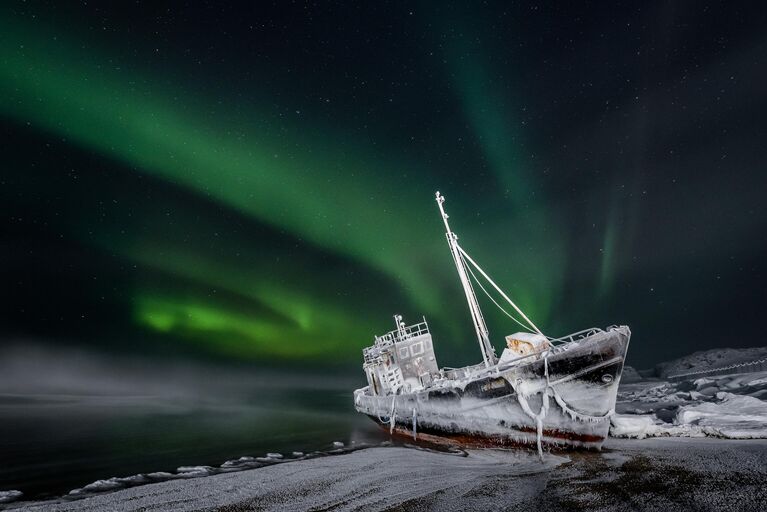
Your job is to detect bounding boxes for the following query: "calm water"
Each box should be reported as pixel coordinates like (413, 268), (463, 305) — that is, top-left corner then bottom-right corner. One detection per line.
(0, 385), (386, 501)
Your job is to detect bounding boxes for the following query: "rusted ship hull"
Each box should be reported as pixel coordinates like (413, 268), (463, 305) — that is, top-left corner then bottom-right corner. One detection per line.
(355, 326), (630, 450)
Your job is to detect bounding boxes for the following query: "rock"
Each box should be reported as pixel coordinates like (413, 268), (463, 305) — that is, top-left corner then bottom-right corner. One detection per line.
(698, 386), (719, 396)
(655, 407), (678, 424)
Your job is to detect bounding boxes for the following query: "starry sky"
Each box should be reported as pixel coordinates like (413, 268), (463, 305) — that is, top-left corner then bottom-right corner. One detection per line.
(2, 1), (766, 371)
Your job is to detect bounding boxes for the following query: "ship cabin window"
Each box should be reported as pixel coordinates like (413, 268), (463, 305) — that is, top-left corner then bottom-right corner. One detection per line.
(410, 342), (424, 356)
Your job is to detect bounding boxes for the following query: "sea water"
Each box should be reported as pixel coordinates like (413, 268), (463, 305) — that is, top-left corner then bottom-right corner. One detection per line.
(0, 384), (383, 501)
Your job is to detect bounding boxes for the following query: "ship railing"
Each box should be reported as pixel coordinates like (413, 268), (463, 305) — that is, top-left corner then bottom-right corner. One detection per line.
(442, 362), (487, 380)
(362, 346), (384, 363)
(373, 321), (430, 347)
(547, 327), (604, 346)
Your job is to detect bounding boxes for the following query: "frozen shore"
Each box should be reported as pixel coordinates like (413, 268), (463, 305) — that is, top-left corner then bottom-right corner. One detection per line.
(611, 369), (767, 439)
(9, 437), (767, 512)
(4, 347), (767, 510)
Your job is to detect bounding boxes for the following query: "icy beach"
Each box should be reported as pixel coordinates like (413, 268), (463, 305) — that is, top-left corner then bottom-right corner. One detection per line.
(2, 347), (767, 511)
(6, 438), (767, 512)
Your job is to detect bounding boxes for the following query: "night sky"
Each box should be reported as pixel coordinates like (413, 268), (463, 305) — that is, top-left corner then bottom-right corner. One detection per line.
(2, 1), (766, 372)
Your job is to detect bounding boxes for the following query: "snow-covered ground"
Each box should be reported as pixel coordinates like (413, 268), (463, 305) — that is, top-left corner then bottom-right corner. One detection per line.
(9, 438), (767, 512)
(611, 348), (767, 439)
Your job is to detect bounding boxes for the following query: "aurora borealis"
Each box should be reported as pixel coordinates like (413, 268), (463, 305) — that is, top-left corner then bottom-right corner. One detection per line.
(2, 1), (766, 370)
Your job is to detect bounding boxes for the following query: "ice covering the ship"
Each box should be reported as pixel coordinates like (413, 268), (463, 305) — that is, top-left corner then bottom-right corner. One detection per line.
(353, 192), (631, 457)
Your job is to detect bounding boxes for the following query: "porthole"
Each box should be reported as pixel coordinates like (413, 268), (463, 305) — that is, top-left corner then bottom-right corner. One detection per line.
(601, 374), (614, 384)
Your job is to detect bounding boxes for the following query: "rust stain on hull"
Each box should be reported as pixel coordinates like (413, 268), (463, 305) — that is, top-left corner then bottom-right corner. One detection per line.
(376, 419), (605, 450)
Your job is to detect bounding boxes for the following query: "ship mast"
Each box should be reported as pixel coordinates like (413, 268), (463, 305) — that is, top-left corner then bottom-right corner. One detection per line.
(435, 192), (496, 367)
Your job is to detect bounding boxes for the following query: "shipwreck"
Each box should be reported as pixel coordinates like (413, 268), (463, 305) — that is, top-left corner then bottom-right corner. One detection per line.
(353, 192), (631, 452)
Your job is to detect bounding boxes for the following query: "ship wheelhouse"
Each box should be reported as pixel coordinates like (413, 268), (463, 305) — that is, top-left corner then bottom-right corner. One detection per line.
(362, 316), (439, 396)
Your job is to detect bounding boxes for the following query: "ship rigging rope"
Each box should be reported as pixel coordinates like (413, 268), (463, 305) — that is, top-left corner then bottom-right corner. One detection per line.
(456, 244), (544, 336)
(461, 253), (536, 334)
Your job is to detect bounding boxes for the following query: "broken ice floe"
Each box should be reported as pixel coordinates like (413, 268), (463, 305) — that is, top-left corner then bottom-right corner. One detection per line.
(611, 364), (767, 439)
(58, 443), (382, 501)
(0, 490), (23, 504)
(64, 450), (314, 498)
(176, 466), (215, 477)
(676, 393), (767, 438)
(69, 474), (159, 495)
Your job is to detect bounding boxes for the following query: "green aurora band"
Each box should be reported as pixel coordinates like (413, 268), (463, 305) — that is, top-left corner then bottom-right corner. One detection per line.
(1, 15), (569, 362)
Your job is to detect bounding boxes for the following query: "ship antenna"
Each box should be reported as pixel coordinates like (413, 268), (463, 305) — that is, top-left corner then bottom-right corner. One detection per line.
(435, 192), (496, 367)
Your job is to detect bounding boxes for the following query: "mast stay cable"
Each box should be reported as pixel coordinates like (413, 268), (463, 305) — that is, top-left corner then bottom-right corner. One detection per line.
(461, 252), (536, 334)
(456, 244), (545, 337)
